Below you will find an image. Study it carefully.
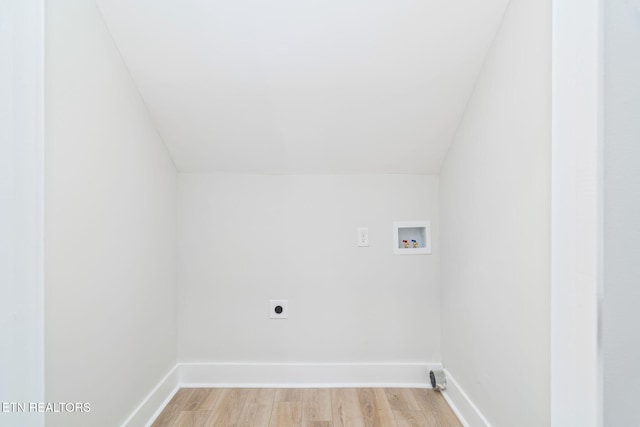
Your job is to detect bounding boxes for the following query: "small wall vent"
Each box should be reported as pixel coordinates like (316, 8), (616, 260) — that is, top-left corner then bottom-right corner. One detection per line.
(429, 369), (447, 391)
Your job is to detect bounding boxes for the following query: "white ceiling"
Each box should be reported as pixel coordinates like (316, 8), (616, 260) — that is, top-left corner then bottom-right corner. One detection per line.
(97, 0), (510, 174)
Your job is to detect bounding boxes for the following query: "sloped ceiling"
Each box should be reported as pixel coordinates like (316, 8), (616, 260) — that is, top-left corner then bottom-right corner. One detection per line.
(97, 0), (510, 173)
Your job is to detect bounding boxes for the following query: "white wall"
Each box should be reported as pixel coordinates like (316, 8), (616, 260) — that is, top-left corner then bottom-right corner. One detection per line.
(178, 174), (440, 368)
(439, 0), (551, 425)
(0, 1), (45, 426)
(603, 0), (640, 425)
(45, 0), (177, 426)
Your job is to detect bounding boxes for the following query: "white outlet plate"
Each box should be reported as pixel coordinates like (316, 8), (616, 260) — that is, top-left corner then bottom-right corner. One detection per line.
(269, 300), (288, 319)
(357, 227), (369, 247)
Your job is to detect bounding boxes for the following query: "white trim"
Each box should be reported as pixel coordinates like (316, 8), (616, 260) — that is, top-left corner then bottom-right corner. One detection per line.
(121, 365), (180, 427)
(551, 0), (602, 426)
(181, 382), (431, 389)
(36, 0), (46, 419)
(441, 369), (491, 427)
(0, 1), (46, 426)
(179, 362), (439, 388)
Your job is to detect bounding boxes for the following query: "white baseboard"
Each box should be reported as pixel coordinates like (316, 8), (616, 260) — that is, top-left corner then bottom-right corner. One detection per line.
(441, 369), (491, 427)
(123, 362), (441, 426)
(121, 365), (179, 427)
(179, 362), (439, 388)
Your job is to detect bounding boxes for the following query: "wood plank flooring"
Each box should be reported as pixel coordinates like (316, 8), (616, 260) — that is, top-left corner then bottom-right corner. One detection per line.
(152, 388), (462, 427)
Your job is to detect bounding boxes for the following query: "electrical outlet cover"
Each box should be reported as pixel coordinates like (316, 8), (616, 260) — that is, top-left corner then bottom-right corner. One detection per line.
(357, 227), (369, 247)
(269, 300), (288, 319)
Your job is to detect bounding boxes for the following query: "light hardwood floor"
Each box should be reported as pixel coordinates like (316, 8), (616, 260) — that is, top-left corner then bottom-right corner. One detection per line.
(151, 388), (462, 427)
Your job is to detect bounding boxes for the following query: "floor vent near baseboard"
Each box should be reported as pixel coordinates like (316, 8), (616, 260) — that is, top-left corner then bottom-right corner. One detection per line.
(430, 369), (447, 391)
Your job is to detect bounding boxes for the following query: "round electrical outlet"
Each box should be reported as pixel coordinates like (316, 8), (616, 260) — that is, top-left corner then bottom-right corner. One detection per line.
(269, 300), (288, 319)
